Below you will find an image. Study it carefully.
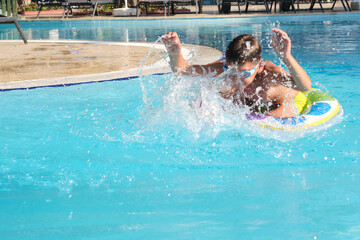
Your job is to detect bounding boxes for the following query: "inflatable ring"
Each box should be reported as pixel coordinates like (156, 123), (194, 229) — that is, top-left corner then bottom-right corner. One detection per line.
(247, 89), (342, 131)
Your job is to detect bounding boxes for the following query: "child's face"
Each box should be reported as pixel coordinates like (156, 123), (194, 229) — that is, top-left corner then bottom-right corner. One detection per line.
(226, 60), (261, 86)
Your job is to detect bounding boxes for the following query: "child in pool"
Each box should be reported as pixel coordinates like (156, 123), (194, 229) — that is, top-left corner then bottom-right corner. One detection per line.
(161, 29), (312, 118)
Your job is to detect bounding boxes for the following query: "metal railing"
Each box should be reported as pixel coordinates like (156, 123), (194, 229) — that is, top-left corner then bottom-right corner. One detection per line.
(1, 0), (27, 44)
(1, 0), (18, 17)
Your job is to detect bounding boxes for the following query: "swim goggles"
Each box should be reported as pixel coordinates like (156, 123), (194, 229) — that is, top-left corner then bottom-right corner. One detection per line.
(223, 60), (261, 79)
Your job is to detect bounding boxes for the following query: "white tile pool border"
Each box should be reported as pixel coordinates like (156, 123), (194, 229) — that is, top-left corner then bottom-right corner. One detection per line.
(0, 40), (222, 90)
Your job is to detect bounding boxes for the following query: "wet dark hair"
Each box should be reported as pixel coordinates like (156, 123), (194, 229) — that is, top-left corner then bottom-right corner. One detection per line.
(225, 34), (261, 66)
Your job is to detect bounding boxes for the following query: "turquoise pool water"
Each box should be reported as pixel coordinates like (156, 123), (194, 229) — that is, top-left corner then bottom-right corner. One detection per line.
(1, 14), (360, 239)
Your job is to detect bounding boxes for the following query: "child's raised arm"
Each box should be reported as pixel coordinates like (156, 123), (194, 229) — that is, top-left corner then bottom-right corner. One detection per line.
(271, 28), (311, 92)
(161, 32), (188, 73)
(161, 32), (223, 76)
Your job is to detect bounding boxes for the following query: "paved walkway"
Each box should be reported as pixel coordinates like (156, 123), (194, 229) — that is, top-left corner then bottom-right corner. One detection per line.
(23, 2), (357, 20)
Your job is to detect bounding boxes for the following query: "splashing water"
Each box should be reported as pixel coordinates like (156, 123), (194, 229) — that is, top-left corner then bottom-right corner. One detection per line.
(136, 35), (342, 142)
(137, 38), (253, 140)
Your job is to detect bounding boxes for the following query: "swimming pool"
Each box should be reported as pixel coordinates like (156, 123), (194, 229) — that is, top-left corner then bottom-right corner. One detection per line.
(1, 14), (360, 239)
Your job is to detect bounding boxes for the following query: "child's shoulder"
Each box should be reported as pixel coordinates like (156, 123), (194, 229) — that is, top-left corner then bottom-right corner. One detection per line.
(260, 60), (296, 90)
(262, 60), (290, 78)
(263, 60), (280, 72)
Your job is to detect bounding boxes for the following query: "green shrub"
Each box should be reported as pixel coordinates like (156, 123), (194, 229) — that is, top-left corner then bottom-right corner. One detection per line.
(19, 2), (63, 12)
(19, 2), (39, 11)
(99, 3), (115, 12)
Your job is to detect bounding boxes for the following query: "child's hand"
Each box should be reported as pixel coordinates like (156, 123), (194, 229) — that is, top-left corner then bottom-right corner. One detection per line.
(271, 28), (291, 59)
(161, 32), (182, 56)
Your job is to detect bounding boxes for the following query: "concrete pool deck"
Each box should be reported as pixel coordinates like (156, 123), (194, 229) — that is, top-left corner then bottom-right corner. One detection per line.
(0, 40), (222, 90)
